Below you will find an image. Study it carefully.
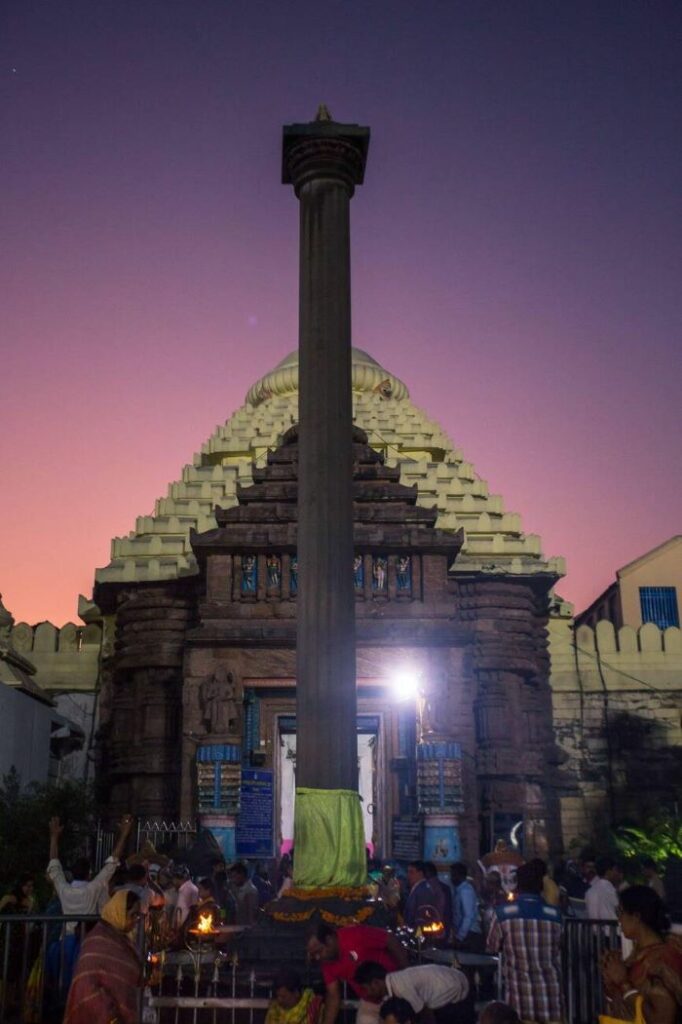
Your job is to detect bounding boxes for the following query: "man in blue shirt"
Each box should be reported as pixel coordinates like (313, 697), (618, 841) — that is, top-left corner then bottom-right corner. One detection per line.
(404, 860), (445, 929)
(486, 863), (563, 1024)
(450, 862), (483, 952)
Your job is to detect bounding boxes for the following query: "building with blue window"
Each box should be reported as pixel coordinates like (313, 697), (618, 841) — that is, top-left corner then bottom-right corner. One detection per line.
(575, 536), (681, 631)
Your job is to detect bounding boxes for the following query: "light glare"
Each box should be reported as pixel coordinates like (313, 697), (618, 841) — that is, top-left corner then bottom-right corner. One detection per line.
(390, 668), (420, 701)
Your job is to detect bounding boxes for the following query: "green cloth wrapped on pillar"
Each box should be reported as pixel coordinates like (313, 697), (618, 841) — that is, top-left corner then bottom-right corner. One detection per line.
(293, 787), (366, 888)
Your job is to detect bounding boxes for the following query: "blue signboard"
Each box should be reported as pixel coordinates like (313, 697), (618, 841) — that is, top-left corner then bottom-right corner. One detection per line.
(236, 769), (273, 857)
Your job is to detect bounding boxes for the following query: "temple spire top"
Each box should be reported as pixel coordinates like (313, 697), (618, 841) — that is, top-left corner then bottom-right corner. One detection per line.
(315, 103), (332, 122)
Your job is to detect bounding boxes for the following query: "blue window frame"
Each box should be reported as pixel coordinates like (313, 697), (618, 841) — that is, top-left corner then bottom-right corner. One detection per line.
(639, 587), (679, 629)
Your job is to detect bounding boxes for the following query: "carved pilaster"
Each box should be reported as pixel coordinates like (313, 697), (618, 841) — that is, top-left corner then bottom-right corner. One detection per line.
(460, 578), (561, 855)
(106, 585), (195, 819)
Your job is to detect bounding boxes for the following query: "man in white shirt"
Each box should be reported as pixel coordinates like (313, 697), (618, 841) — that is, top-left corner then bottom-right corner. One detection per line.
(170, 864), (199, 926)
(585, 857), (623, 920)
(354, 961), (469, 1023)
(46, 813), (135, 927)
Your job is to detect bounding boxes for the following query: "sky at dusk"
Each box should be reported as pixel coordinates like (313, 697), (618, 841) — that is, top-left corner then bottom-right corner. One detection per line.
(2, 0), (681, 626)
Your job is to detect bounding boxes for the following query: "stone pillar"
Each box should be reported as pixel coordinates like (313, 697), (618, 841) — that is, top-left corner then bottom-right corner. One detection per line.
(282, 108), (369, 886)
(459, 578), (561, 857)
(107, 586), (193, 819)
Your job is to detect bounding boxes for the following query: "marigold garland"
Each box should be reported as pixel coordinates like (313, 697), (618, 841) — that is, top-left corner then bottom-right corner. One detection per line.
(286, 886), (370, 901)
(271, 909), (314, 922)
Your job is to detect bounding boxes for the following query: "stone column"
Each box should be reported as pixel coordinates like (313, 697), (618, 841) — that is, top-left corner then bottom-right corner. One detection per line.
(282, 108), (369, 886)
(459, 578), (561, 857)
(106, 585), (193, 819)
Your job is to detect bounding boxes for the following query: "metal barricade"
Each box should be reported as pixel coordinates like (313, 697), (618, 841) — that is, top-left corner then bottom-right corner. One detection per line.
(0, 913), (100, 1023)
(147, 968), (357, 1024)
(562, 917), (621, 1024)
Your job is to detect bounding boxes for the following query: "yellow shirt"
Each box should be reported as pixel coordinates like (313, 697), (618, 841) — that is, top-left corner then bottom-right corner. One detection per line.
(265, 990), (320, 1024)
(543, 876), (560, 906)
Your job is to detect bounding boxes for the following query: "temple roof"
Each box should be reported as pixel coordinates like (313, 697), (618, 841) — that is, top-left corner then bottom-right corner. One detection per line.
(245, 346), (409, 406)
(95, 347), (565, 588)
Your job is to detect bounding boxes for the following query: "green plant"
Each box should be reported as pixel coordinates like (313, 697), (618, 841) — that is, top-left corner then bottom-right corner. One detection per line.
(611, 812), (682, 865)
(0, 768), (98, 900)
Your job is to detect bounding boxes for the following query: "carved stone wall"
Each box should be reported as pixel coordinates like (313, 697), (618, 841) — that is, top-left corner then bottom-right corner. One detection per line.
(104, 585), (195, 818)
(549, 614), (682, 843)
(459, 577), (561, 857)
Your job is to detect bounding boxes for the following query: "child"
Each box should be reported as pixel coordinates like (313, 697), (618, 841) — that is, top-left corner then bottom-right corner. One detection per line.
(265, 969), (322, 1024)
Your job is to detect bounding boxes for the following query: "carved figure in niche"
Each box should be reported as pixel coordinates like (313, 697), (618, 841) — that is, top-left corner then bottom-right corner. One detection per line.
(266, 554), (282, 589)
(290, 555), (298, 595)
(396, 555), (411, 592)
(241, 555), (257, 594)
(353, 554), (364, 589)
(372, 556), (387, 592)
(200, 666), (241, 736)
(420, 674), (451, 739)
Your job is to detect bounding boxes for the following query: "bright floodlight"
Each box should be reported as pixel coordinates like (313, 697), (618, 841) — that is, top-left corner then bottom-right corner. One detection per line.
(390, 668), (420, 701)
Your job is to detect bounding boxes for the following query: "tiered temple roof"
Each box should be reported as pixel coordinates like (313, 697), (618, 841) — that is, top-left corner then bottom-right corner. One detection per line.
(96, 348), (565, 585)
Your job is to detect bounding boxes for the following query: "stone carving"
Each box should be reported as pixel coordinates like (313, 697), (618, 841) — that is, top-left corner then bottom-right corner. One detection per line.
(396, 555), (411, 592)
(353, 554), (364, 589)
(241, 555), (257, 594)
(266, 554), (281, 590)
(200, 666), (241, 736)
(420, 673), (453, 739)
(372, 556), (387, 593)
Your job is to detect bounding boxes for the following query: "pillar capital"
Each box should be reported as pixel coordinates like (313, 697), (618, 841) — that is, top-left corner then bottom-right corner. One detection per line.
(282, 115), (370, 197)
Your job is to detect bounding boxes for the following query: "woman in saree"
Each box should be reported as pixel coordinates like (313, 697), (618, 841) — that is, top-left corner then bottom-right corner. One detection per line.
(64, 890), (143, 1024)
(265, 968), (323, 1024)
(601, 884), (682, 1023)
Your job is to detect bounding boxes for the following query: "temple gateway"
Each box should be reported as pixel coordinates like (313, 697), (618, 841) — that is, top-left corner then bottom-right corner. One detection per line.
(91, 345), (565, 866)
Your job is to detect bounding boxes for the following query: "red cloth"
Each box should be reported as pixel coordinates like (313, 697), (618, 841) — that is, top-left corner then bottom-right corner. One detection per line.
(64, 921), (142, 1024)
(322, 925), (400, 1000)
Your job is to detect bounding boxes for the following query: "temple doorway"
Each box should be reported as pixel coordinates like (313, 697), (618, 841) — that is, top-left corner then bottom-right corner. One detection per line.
(277, 716), (378, 855)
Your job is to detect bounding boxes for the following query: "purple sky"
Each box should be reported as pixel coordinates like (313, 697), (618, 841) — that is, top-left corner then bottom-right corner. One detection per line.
(2, 0), (681, 625)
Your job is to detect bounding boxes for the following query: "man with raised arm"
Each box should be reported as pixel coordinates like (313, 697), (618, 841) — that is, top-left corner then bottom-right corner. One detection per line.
(47, 813), (135, 920)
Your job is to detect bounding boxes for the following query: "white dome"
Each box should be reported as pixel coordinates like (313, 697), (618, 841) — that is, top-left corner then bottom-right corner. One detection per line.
(245, 346), (409, 406)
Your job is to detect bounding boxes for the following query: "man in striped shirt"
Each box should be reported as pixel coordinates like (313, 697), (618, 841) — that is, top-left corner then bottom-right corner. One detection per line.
(486, 862), (563, 1024)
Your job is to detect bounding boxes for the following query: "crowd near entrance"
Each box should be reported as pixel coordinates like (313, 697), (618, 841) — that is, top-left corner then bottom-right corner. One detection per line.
(1, 815), (681, 1024)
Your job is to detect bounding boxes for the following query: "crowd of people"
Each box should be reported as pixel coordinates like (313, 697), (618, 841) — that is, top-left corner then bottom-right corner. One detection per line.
(1, 827), (681, 1024)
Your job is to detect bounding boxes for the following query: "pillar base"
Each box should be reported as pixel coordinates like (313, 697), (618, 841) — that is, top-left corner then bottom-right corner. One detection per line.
(199, 814), (236, 862)
(293, 787), (365, 888)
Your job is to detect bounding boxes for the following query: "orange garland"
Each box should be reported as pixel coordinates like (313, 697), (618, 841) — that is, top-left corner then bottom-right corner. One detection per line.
(271, 909), (314, 922)
(285, 886), (370, 901)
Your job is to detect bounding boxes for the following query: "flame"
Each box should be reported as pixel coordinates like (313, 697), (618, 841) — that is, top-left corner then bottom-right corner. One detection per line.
(421, 921), (445, 935)
(506, 891), (515, 902)
(197, 913), (214, 934)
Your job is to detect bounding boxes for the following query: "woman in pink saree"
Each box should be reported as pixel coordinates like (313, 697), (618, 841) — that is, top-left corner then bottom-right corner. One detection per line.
(64, 890), (143, 1024)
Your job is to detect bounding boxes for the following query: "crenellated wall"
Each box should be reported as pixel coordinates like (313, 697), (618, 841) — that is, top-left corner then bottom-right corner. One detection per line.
(549, 613), (682, 843)
(8, 620), (102, 691)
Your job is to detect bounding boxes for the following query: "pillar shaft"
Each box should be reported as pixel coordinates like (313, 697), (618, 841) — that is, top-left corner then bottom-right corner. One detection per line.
(297, 178), (357, 789)
(282, 113), (370, 793)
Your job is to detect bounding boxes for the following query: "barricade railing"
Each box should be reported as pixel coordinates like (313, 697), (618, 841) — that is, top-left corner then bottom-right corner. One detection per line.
(0, 911), (622, 1024)
(0, 913), (101, 1024)
(562, 917), (621, 1024)
(92, 819), (198, 870)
